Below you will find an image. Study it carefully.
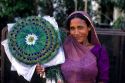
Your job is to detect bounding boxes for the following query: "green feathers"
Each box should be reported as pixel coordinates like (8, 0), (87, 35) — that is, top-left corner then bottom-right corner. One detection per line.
(8, 16), (60, 65)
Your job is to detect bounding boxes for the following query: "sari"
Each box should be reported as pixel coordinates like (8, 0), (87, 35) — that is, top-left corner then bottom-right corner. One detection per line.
(61, 11), (109, 83)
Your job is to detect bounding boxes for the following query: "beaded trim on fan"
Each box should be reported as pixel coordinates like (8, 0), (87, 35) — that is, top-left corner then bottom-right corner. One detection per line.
(8, 16), (60, 65)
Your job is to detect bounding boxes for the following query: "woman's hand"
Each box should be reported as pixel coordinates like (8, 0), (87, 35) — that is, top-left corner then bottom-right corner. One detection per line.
(35, 64), (45, 77)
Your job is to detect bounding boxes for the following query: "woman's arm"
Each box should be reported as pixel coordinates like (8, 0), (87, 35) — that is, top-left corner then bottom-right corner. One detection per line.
(97, 46), (110, 83)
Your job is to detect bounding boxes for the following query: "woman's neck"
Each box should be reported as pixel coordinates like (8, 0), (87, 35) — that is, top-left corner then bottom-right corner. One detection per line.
(82, 39), (94, 50)
(82, 39), (89, 46)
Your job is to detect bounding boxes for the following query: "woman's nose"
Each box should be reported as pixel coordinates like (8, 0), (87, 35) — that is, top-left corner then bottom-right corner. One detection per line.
(74, 29), (79, 35)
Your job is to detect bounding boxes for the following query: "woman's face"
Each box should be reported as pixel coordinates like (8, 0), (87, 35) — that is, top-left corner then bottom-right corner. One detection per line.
(69, 18), (91, 44)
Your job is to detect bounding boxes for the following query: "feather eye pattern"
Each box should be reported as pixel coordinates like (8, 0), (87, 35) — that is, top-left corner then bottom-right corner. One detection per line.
(8, 16), (60, 65)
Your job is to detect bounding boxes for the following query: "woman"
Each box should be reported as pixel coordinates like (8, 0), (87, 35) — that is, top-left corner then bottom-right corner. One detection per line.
(61, 11), (109, 83)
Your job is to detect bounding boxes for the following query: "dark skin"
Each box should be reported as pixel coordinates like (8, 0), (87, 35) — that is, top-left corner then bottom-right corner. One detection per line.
(35, 64), (45, 78)
(69, 17), (104, 83)
(69, 17), (93, 49)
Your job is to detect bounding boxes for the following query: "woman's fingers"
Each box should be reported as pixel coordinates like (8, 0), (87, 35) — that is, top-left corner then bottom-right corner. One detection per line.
(35, 64), (45, 75)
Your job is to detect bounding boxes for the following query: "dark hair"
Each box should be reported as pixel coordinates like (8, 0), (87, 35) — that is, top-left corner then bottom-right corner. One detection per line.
(65, 13), (90, 31)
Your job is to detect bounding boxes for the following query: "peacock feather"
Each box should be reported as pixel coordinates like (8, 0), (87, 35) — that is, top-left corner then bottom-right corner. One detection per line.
(8, 16), (60, 65)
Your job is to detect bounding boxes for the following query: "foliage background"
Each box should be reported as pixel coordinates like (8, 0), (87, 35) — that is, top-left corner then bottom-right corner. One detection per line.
(0, 0), (125, 27)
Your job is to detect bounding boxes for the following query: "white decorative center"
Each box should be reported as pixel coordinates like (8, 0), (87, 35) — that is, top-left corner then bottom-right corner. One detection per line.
(25, 34), (38, 45)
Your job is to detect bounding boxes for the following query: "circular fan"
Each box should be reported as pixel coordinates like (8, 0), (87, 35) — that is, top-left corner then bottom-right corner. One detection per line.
(8, 16), (60, 65)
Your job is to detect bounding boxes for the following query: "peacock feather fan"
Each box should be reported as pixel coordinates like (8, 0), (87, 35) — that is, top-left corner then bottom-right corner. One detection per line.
(8, 16), (60, 65)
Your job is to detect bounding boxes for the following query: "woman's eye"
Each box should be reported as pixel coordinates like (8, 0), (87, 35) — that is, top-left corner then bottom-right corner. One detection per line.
(70, 27), (75, 30)
(78, 26), (84, 30)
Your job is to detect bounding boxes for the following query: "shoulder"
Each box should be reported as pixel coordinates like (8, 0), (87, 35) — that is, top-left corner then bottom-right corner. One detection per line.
(95, 44), (109, 62)
(91, 44), (101, 53)
(91, 44), (108, 58)
(93, 44), (107, 52)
